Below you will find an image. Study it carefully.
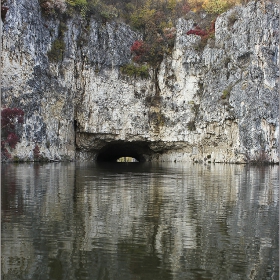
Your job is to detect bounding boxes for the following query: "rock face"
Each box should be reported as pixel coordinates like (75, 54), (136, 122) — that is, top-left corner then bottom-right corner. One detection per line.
(1, 0), (279, 163)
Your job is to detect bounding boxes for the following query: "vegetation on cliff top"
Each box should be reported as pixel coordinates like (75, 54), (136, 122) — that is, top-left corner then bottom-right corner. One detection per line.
(39, 0), (249, 19)
(39, 0), (251, 67)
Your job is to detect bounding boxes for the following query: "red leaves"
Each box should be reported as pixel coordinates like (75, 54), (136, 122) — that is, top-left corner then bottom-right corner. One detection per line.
(132, 55), (142, 63)
(1, 108), (24, 131)
(131, 40), (147, 56)
(6, 133), (19, 149)
(186, 24), (209, 37)
(1, 108), (24, 154)
(186, 19), (216, 45)
(130, 40), (150, 63)
(2, 148), (11, 159)
(130, 28), (176, 65)
(33, 144), (41, 159)
(186, 29), (208, 36)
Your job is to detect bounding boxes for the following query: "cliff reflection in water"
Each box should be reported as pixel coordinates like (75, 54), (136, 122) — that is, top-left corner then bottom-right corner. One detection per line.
(1, 162), (279, 280)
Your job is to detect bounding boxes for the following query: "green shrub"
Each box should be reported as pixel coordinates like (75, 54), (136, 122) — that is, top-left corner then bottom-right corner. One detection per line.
(120, 64), (150, 79)
(66, 0), (87, 7)
(202, 0), (235, 15)
(221, 89), (229, 99)
(66, 0), (89, 18)
(85, 1), (119, 21)
(47, 22), (67, 62)
(138, 65), (150, 78)
(48, 38), (65, 62)
(187, 120), (196, 131)
(99, 5), (118, 20)
(221, 84), (233, 99)
(58, 22), (67, 37)
(13, 156), (25, 162)
(129, 4), (156, 31)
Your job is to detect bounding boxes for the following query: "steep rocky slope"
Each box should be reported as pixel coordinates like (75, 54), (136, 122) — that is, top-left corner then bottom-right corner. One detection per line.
(1, 0), (279, 163)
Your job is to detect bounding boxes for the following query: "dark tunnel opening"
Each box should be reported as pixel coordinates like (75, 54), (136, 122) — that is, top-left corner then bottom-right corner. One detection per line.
(96, 141), (152, 162)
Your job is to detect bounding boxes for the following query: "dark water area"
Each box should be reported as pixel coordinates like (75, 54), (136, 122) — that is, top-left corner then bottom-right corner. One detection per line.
(1, 162), (279, 280)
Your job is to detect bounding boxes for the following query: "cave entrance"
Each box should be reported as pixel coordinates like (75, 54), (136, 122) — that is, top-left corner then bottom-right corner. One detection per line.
(96, 141), (152, 162)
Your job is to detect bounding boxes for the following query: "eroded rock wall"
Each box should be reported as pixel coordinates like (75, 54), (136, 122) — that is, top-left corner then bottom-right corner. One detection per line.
(155, 1), (279, 163)
(1, 0), (279, 163)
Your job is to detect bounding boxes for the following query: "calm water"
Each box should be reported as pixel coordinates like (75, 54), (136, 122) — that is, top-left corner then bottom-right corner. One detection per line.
(1, 162), (279, 280)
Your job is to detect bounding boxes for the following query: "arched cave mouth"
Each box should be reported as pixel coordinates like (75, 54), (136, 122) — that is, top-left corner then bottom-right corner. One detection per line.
(96, 141), (152, 162)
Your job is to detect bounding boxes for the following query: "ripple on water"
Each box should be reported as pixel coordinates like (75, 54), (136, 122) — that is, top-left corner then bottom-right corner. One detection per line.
(1, 162), (279, 280)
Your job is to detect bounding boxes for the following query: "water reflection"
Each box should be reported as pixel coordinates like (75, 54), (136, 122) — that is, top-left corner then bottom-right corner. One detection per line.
(1, 162), (279, 280)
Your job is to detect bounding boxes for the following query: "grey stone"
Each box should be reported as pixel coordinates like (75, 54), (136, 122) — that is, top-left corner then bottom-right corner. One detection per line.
(1, 0), (278, 163)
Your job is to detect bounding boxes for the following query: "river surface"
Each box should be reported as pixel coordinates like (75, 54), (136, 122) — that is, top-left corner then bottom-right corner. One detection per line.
(1, 162), (279, 280)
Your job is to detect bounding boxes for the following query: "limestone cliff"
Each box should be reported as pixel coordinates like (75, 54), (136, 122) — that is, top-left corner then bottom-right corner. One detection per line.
(1, 0), (279, 163)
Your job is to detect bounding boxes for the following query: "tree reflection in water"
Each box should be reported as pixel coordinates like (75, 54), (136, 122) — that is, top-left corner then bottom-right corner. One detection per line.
(1, 162), (279, 280)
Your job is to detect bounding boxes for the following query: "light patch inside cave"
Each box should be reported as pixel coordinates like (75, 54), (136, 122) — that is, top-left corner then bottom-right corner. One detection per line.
(96, 141), (152, 162)
(116, 157), (139, 162)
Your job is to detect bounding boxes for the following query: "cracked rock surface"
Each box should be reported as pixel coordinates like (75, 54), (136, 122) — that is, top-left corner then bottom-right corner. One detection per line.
(1, 0), (279, 163)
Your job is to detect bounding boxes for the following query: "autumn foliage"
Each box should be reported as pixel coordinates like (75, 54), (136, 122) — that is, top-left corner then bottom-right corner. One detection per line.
(1, 108), (24, 160)
(38, 0), (249, 22)
(130, 40), (150, 63)
(131, 40), (146, 55)
(186, 18), (216, 49)
(37, 0), (245, 67)
(187, 29), (208, 36)
(33, 144), (41, 159)
(1, 108), (24, 131)
(39, 0), (67, 14)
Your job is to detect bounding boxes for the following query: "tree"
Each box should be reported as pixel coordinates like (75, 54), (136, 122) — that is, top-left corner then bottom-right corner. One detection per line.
(202, 0), (235, 14)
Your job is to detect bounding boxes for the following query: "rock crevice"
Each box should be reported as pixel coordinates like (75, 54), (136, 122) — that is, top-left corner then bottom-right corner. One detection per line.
(1, 0), (279, 163)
